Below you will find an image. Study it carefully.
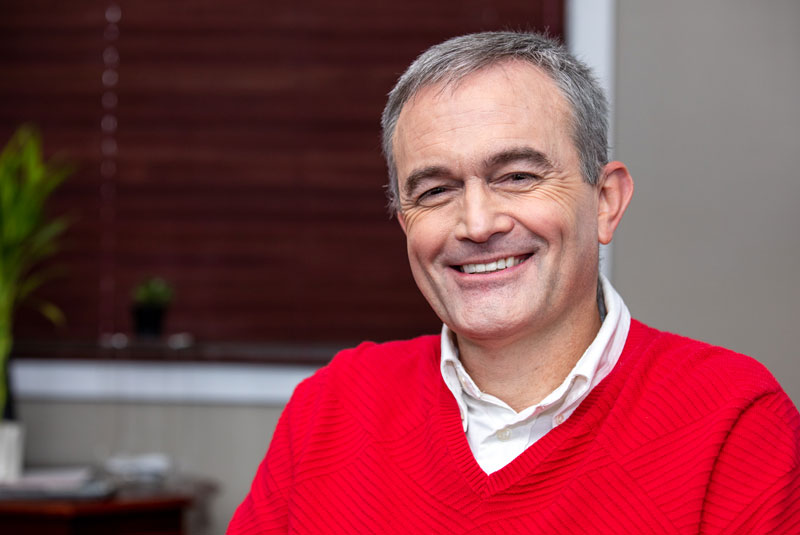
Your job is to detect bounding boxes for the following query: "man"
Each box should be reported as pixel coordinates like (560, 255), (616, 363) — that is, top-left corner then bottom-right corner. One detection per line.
(230, 32), (800, 533)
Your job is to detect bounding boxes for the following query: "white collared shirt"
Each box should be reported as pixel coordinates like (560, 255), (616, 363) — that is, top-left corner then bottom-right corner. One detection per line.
(440, 275), (631, 474)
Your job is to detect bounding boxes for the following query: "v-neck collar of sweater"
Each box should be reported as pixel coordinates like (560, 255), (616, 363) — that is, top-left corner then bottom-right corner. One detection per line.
(434, 320), (643, 499)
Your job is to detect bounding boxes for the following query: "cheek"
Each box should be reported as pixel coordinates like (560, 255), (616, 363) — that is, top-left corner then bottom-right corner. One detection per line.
(404, 222), (436, 263)
(403, 208), (452, 251)
(516, 194), (597, 251)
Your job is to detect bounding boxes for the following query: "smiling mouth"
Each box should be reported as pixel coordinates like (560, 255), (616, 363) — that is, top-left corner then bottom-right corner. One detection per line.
(454, 254), (531, 274)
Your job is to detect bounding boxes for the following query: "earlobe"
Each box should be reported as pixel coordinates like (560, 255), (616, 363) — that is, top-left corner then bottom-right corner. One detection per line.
(597, 161), (634, 245)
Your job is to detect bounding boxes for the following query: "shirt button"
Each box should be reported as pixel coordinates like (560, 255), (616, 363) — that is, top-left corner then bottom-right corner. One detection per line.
(459, 375), (468, 387)
(554, 414), (565, 426)
(496, 428), (512, 441)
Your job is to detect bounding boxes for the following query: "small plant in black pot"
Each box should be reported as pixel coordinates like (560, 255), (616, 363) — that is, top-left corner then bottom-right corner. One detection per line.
(132, 277), (174, 337)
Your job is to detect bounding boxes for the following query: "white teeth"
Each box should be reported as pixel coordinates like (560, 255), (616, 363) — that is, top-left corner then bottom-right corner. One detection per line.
(462, 256), (521, 274)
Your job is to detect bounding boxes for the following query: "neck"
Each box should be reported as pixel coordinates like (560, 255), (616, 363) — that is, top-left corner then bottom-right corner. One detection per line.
(455, 298), (602, 412)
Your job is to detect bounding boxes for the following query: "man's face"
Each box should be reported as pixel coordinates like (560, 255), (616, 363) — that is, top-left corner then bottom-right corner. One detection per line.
(393, 61), (602, 347)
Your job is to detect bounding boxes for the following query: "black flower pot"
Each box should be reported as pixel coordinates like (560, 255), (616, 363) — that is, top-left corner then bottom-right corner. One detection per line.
(132, 304), (166, 337)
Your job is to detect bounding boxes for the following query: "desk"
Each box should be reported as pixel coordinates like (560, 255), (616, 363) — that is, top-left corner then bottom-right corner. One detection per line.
(0, 477), (215, 535)
(0, 494), (190, 535)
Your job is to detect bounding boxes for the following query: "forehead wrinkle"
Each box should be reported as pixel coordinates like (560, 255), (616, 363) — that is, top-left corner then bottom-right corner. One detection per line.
(397, 105), (533, 182)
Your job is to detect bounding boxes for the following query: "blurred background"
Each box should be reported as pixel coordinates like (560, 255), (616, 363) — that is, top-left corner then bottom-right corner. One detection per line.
(1, 0), (798, 533)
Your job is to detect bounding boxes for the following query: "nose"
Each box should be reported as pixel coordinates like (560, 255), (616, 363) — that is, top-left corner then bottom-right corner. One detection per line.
(454, 181), (513, 243)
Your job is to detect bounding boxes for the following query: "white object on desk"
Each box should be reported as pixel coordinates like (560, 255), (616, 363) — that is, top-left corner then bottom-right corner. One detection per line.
(0, 422), (24, 483)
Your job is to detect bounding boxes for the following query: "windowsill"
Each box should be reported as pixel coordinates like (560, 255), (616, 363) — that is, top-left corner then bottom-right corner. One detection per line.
(12, 359), (321, 405)
(9, 337), (339, 405)
(11, 356), (324, 406)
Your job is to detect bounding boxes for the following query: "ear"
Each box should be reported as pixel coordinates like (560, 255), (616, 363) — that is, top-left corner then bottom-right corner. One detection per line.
(397, 211), (408, 235)
(596, 161), (634, 245)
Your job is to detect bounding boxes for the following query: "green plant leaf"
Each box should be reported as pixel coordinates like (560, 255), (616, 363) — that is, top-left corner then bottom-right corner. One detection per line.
(17, 264), (67, 302)
(20, 218), (68, 268)
(30, 299), (66, 327)
(133, 277), (175, 306)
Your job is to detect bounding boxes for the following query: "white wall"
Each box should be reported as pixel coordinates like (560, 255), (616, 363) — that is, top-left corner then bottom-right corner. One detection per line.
(613, 0), (800, 403)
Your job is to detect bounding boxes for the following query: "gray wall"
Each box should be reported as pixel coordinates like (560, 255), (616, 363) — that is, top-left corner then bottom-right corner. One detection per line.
(16, 3), (800, 534)
(614, 0), (800, 404)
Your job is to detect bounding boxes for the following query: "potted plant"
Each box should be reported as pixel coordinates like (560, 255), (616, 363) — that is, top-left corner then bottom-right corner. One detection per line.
(131, 277), (174, 337)
(0, 125), (70, 482)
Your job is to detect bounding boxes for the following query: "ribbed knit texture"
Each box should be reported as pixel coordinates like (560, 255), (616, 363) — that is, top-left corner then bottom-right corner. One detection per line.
(229, 320), (800, 534)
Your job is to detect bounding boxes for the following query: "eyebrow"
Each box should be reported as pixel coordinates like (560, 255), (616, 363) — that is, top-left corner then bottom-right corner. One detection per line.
(483, 147), (557, 172)
(403, 165), (451, 199)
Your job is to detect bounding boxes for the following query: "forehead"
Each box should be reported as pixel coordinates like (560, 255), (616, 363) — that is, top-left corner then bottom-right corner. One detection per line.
(392, 61), (574, 179)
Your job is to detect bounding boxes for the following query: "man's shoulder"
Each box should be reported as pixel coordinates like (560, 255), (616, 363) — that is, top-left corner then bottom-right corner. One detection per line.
(294, 334), (442, 402)
(625, 318), (785, 402)
(328, 334), (441, 372)
(594, 319), (799, 463)
(285, 334), (443, 442)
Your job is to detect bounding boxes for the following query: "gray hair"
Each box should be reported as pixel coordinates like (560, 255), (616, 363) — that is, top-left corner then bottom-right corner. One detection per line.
(381, 31), (609, 214)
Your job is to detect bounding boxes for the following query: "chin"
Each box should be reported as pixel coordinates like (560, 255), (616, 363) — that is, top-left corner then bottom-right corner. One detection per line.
(446, 314), (529, 344)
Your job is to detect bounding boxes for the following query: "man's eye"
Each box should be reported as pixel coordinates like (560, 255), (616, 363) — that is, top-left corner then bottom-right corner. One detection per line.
(419, 186), (446, 200)
(496, 172), (540, 188)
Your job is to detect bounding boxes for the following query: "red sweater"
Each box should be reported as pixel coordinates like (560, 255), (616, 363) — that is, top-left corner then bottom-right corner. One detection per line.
(229, 320), (800, 534)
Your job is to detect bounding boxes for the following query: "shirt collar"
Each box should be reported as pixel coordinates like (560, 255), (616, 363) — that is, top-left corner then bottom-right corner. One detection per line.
(440, 274), (631, 432)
